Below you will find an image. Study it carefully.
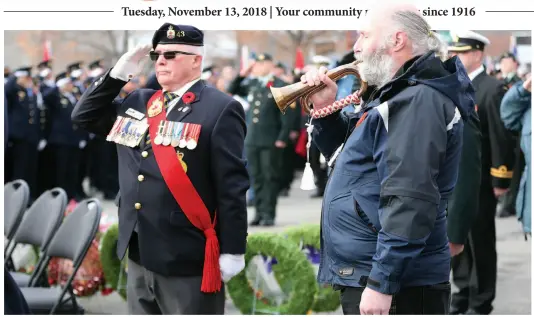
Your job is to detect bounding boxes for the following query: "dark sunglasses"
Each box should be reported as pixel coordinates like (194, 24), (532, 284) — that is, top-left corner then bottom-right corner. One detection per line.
(148, 50), (196, 61)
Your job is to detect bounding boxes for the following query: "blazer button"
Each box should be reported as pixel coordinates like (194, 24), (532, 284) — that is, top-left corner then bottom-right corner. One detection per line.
(28, 119), (34, 124)
(135, 203), (142, 210)
(252, 118), (259, 123)
(141, 151), (148, 158)
(138, 175), (145, 182)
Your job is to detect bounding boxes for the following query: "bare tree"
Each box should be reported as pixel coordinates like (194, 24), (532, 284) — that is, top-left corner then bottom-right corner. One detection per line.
(59, 30), (132, 62)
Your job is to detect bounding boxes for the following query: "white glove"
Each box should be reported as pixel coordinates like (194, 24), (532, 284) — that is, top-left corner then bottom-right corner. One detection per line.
(37, 139), (47, 151)
(110, 43), (152, 82)
(79, 140), (87, 149)
(219, 254), (245, 282)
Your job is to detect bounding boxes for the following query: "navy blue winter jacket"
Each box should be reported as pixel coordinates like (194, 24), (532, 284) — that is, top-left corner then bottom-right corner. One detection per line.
(313, 52), (476, 295)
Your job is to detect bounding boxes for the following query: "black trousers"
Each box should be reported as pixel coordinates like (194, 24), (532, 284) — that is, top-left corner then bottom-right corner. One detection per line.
(337, 282), (451, 315)
(309, 142), (327, 195)
(451, 185), (497, 314)
(5, 139), (39, 201)
(246, 145), (283, 221)
(52, 145), (82, 201)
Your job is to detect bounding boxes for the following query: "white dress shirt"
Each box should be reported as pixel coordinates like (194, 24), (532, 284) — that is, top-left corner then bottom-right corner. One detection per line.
(163, 77), (201, 115)
(468, 65), (485, 81)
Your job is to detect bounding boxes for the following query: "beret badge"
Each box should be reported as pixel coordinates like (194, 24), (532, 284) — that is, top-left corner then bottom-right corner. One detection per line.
(167, 26), (175, 39)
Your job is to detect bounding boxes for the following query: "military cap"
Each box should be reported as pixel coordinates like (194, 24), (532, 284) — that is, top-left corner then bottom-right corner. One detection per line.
(152, 23), (204, 49)
(448, 31), (490, 52)
(13, 66), (32, 78)
(256, 53), (273, 62)
(55, 71), (71, 87)
(275, 62), (287, 70)
(67, 62), (83, 73)
(4, 67), (10, 78)
(38, 60), (52, 69)
(88, 59), (103, 70)
(499, 52), (518, 63)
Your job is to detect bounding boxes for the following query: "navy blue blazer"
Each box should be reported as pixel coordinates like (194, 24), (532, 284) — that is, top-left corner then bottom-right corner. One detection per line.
(71, 70), (249, 277)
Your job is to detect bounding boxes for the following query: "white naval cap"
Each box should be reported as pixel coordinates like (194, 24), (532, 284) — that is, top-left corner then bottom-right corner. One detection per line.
(448, 30), (490, 52)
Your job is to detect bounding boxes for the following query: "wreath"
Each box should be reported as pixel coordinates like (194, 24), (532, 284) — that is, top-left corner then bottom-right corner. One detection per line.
(47, 201), (105, 297)
(227, 232), (317, 315)
(99, 224), (128, 300)
(282, 224), (341, 313)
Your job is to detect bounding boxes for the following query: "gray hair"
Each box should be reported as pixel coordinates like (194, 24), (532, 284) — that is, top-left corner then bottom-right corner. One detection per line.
(388, 10), (448, 60)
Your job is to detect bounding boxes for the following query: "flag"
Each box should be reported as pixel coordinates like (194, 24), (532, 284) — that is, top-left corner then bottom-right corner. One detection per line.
(294, 47), (305, 74)
(509, 35), (518, 56)
(43, 40), (52, 61)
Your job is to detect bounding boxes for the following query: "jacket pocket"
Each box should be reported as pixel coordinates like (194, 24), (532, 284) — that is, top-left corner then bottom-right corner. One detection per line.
(353, 199), (378, 235)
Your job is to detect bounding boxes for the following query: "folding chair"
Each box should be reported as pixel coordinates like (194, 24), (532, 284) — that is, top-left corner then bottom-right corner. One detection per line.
(5, 188), (68, 287)
(4, 180), (30, 270)
(17, 198), (102, 314)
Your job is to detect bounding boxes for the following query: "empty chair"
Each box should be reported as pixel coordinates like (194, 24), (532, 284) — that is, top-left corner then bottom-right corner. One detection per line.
(4, 180), (30, 271)
(4, 180), (30, 244)
(5, 188), (68, 287)
(17, 198), (102, 314)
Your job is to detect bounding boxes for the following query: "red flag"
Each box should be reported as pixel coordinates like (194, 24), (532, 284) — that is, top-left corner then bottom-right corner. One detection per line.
(294, 47), (305, 74)
(43, 40), (52, 61)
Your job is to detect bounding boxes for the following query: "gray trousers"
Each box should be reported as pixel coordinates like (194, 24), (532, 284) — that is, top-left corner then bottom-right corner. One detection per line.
(127, 259), (226, 314)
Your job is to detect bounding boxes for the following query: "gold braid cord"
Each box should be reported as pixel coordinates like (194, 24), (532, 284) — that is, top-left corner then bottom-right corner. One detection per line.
(309, 91), (362, 119)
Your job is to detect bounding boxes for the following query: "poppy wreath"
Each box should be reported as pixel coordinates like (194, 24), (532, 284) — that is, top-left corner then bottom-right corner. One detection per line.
(282, 224), (341, 313)
(226, 232), (318, 315)
(99, 224), (128, 300)
(47, 202), (104, 297)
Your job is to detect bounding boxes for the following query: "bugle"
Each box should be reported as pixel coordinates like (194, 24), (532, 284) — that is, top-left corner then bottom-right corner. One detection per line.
(270, 60), (368, 114)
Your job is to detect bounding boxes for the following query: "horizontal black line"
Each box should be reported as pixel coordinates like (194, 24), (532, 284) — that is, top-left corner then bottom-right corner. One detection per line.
(4, 10), (114, 13)
(485, 10), (534, 13)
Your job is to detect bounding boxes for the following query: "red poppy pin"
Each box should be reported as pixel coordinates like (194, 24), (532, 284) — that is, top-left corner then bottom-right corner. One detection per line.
(182, 92), (195, 104)
(266, 81), (274, 88)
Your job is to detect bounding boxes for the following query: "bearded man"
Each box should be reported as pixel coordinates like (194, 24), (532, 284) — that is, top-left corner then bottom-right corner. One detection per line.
(300, 4), (477, 315)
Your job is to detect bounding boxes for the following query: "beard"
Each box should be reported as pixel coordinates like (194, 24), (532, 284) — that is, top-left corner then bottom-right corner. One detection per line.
(355, 43), (396, 88)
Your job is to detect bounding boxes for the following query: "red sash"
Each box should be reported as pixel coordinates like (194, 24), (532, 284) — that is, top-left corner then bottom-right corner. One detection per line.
(146, 90), (221, 293)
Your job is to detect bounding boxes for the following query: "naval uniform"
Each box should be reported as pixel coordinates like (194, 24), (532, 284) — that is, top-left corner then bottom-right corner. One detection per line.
(451, 65), (516, 314)
(4, 75), (42, 200)
(44, 80), (89, 201)
(72, 69), (249, 314)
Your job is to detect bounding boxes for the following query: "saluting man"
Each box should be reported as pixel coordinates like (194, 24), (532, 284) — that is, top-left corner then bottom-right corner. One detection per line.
(448, 30), (516, 315)
(228, 53), (293, 226)
(72, 23), (249, 314)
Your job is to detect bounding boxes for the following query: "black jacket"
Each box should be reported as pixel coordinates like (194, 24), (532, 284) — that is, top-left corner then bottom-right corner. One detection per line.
(72, 70), (250, 277)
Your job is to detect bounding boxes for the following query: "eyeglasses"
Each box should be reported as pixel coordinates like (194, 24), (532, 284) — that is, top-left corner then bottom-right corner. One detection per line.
(148, 51), (196, 61)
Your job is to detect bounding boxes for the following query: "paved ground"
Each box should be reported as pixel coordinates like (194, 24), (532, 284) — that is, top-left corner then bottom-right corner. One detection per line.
(79, 180), (531, 315)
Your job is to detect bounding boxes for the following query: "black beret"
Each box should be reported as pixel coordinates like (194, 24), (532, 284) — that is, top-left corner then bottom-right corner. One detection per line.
(256, 53), (273, 62)
(152, 23), (204, 49)
(500, 52), (517, 63)
(275, 62), (286, 69)
(37, 60), (52, 69)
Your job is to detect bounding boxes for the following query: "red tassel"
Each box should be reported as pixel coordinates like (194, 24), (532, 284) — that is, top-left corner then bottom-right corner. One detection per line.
(201, 228), (222, 293)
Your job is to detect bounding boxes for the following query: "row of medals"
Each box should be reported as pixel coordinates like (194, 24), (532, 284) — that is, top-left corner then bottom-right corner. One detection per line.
(154, 120), (200, 150)
(106, 116), (201, 150)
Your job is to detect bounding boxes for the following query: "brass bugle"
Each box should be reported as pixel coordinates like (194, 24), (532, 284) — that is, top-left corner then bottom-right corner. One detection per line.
(270, 60), (368, 114)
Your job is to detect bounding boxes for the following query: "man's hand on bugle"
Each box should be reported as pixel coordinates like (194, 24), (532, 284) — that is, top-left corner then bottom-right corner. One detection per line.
(300, 66), (338, 110)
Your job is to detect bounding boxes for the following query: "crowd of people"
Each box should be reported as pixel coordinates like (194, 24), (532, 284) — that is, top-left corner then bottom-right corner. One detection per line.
(3, 12), (532, 314)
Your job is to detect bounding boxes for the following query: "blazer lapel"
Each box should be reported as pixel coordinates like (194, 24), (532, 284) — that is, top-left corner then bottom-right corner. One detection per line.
(166, 80), (206, 122)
